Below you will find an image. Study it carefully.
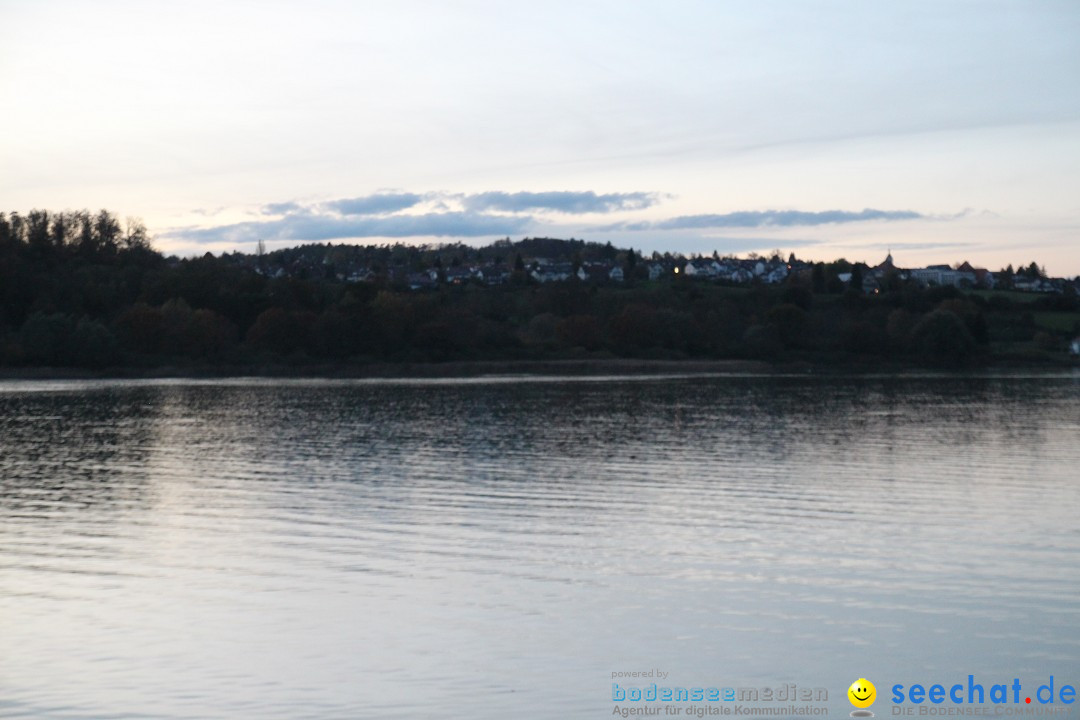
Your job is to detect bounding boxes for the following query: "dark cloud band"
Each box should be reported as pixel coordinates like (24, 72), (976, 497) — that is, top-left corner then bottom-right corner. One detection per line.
(171, 194), (930, 245)
(324, 193), (424, 216)
(461, 190), (658, 214)
(167, 211), (530, 244)
(605, 208), (923, 231)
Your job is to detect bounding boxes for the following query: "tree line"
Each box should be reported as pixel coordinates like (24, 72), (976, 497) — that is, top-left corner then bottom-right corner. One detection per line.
(1, 209), (1077, 371)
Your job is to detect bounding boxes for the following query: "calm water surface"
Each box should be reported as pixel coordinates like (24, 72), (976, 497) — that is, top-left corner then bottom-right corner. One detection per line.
(1, 375), (1078, 719)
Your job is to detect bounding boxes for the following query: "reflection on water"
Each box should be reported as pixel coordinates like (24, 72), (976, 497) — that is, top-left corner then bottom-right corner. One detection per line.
(1, 375), (1079, 719)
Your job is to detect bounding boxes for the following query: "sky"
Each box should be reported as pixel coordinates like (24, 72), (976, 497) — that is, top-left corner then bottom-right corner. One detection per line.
(2, 0), (1079, 274)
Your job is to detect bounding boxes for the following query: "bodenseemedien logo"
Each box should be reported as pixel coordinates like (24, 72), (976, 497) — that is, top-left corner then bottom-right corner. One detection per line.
(849, 678), (877, 717)
(609, 673), (829, 717)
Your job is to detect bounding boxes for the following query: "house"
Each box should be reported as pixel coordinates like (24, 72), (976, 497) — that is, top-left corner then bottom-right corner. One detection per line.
(834, 271), (877, 293)
(684, 259), (721, 278)
(482, 265), (511, 285)
(872, 252), (897, 279)
(608, 266), (624, 282)
(444, 266), (474, 284)
(957, 261), (996, 289)
(345, 268), (376, 282)
(973, 268), (996, 289)
(725, 267), (753, 283)
(1013, 276), (1056, 293)
(573, 262), (612, 282)
(764, 264), (789, 284)
(531, 263), (574, 283)
(407, 273), (435, 290)
(911, 265), (975, 288)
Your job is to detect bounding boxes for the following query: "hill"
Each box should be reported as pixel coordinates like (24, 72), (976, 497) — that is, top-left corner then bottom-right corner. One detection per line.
(2, 209), (1078, 373)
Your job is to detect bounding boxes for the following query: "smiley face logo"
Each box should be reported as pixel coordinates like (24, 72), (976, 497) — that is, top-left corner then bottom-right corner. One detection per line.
(848, 678), (876, 709)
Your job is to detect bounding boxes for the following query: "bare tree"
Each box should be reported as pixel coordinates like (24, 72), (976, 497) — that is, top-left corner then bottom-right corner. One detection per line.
(124, 217), (150, 250)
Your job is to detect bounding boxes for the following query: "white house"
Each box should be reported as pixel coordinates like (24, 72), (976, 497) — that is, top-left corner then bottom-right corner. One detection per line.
(531, 264), (574, 283)
(684, 259), (721, 278)
(726, 267), (753, 283)
(911, 266), (975, 288)
(764, 264), (789, 284)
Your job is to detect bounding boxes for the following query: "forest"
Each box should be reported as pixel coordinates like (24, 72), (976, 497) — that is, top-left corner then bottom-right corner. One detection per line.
(1, 209), (1078, 372)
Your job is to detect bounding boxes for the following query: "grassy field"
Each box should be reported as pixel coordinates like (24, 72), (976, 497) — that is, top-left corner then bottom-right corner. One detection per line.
(969, 289), (1045, 304)
(1032, 311), (1080, 333)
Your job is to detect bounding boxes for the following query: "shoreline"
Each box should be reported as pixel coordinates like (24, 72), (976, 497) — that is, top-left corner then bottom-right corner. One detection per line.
(0, 356), (1075, 381)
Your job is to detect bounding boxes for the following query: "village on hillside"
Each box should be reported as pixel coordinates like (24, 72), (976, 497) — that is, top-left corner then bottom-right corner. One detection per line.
(243, 239), (1077, 296)
(4, 214), (1079, 368)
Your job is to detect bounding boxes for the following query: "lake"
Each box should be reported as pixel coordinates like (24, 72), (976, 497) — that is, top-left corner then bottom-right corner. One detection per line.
(1, 375), (1078, 719)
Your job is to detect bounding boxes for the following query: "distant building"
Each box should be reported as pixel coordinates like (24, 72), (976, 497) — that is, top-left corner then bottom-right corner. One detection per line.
(407, 273), (435, 290)
(481, 265), (511, 285)
(1013, 276), (1056, 293)
(684, 259), (721, 278)
(957, 261), (995, 288)
(444, 266), (475, 284)
(647, 262), (677, 280)
(531, 263), (574, 283)
(911, 265), (975, 288)
(764, 264), (789, 284)
(973, 268), (996, 288)
(725, 267), (753, 283)
(575, 262), (619, 282)
(872, 252), (896, 278)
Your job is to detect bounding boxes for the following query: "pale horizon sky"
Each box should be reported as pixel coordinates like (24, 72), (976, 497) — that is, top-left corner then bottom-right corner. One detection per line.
(2, 1), (1079, 274)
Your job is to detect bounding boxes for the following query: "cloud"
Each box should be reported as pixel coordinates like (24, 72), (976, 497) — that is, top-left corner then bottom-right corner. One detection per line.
(850, 241), (975, 251)
(324, 193), (424, 216)
(175, 188), (662, 245)
(169, 195), (929, 249)
(190, 206), (228, 217)
(261, 201), (302, 215)
(257, 190), (657, 219)
(600, 208), (924, 231)
(165, 211), (531, 244)
(613, 235), (826, 256)
(462, 190), (658, 214)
